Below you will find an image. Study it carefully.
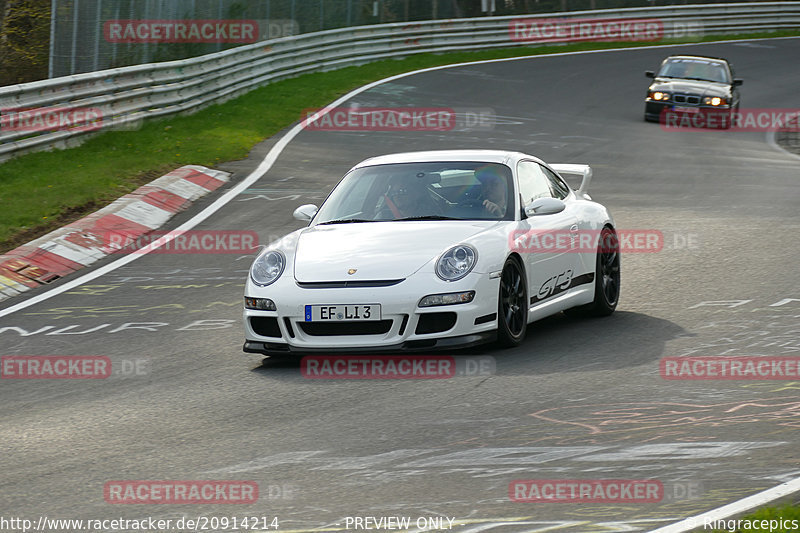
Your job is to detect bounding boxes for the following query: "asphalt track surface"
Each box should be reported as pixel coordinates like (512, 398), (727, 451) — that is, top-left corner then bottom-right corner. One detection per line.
(2, 39), (800, 532)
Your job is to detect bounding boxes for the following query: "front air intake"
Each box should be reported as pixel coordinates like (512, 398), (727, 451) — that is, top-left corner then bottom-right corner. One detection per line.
(415, 312), (457, 335)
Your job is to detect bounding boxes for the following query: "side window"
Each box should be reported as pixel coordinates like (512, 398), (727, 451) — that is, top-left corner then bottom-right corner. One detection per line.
(542, 166), (571, 200)
(517, 161), (552, 205)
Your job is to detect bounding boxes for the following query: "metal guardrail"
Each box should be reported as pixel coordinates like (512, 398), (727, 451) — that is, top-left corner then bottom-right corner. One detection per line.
(1, 2), (798, 163)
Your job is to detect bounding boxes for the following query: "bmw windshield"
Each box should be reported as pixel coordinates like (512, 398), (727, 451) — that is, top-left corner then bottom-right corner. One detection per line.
(657, 58), (731, 83)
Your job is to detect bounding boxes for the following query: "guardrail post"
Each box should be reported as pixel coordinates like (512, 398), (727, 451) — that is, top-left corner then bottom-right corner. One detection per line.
(48, 0), (57, 79)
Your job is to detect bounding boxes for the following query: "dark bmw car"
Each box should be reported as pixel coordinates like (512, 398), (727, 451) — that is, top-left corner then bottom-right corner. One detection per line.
(644, 55), (742, 126)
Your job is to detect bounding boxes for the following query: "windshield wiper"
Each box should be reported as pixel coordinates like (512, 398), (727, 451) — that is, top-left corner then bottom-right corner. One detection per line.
(680, 77), (723, 83)
(318, 218), (372, 225)
(395, 215), (460, 221)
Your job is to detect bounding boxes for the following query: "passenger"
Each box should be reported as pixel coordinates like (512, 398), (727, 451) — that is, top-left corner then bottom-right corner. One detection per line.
(475, 170), (508, 218)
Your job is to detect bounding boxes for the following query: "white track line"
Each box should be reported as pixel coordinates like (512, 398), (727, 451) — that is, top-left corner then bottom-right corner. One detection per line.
(649, 477), (800, 532)
(1, 35), (798, 323)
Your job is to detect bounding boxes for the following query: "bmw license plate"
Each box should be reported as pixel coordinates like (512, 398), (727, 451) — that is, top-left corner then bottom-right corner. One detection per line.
(673, 106), (699, 113)
(305, 304), (381, 321)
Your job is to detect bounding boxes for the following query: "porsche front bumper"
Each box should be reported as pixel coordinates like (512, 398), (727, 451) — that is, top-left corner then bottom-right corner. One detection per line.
(243, 270), (501, 355)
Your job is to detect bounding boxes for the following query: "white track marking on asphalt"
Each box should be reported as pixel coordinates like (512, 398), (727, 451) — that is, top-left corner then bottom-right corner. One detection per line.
(649, 476), (800, 533)
(732, 42), (777, 48)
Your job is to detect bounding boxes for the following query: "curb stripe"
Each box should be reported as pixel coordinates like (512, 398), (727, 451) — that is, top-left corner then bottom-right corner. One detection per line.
(141, 189), (190, 212)
(0, 165), (229, 302)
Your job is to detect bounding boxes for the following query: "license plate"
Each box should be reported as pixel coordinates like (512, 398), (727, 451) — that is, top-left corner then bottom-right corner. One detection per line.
(673, 106), (699, 113)
(305, 304), (381, 321)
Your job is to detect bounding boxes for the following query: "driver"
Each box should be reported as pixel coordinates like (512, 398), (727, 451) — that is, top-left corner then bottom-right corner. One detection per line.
(685, 61), (709, 79)
(381, 181), (412, 218)
(376, 174), (438, 219)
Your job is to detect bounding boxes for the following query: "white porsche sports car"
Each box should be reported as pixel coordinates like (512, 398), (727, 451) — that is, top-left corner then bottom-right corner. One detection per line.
(243, 150), (619, 355)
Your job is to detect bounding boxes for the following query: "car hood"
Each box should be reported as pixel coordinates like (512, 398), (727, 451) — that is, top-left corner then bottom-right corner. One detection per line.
(650, 78), (731, 97)
(293, 221), (498, 282)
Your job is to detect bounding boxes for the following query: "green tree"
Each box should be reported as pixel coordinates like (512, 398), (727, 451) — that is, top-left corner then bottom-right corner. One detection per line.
(0, 0), (50, 86)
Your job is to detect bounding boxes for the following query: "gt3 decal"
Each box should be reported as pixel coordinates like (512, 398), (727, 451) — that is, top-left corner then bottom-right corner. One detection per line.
(531, 270), (595, 305)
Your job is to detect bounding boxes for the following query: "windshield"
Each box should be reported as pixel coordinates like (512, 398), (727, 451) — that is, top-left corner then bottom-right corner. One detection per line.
(313, 161), (515, 224)
(657, 58), (731, 84)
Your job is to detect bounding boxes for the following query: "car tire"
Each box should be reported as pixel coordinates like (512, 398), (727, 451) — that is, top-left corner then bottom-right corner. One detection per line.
(497, 256), (528, 348)
(564, 226), (620, 318)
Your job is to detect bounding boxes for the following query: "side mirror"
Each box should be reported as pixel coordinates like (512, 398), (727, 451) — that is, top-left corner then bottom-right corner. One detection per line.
(733, 78), (743, 86)
(645, 70), (655, 78)
(524, 198), (566, 217)
(293, 204), (318, 222)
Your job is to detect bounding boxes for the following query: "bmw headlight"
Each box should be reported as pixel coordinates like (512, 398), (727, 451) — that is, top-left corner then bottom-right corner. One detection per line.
(703, 96), (727, 106)
(649, 91), (670, 101)
(436, 245), (477, 282)
(250, 250), (286, 286)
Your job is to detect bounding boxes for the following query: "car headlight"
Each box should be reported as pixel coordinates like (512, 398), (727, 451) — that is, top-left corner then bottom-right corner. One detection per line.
(250, 250), (286, 286)
(436, 245), (477, 282)
(244, 297), (277, 311)
(419, 291), (475, 307)
(649, 91), (670, 101)
(703, 96), (727, 106)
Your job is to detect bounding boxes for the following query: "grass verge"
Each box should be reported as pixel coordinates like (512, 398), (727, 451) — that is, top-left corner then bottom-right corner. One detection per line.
(709, 503), (800, 532)
(1, 30), (799, 252)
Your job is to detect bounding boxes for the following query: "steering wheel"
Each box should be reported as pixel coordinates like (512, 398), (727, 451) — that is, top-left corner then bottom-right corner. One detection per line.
(460, 197), (483, 209)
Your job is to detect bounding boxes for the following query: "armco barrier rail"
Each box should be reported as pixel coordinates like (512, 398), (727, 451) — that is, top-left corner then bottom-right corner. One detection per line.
(0, 2), (798, 163)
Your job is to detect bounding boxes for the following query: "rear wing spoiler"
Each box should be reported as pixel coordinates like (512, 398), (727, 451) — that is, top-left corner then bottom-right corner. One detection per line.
(550, 164), (592, 200)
